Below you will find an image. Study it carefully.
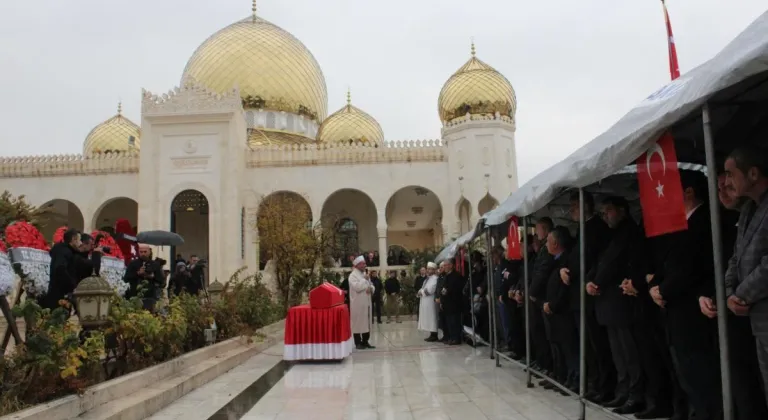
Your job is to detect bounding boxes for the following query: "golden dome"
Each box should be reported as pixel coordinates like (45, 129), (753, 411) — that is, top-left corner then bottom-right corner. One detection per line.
(438, 43), (516, 124)
(248, 129), (315, 147)
(317, 90), (384, 145)
(82, 104), (141, 155)
(181, 11), (328, 121)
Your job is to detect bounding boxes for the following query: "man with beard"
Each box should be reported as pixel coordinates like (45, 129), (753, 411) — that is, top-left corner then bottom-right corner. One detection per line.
(560, 191), (615, 402)
(418, 262), (440, 341)
(698, 173), (768, 420)
(440, 259), (465, 345)
(44, 228), (82, 310)
(722, 147), (768, 410)
(349, 256), (375, 349)
(124, 244), (165, 311)
(587, 196), (644, 414)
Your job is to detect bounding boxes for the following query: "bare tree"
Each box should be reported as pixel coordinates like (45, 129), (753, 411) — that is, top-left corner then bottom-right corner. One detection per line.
(254, 192), (339, 310)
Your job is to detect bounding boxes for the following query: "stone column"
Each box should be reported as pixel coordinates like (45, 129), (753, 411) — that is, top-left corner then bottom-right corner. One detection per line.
(377, 227), (388, 272)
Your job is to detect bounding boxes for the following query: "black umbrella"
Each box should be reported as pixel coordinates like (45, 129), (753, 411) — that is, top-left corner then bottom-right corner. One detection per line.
(136, 230), (184, 247)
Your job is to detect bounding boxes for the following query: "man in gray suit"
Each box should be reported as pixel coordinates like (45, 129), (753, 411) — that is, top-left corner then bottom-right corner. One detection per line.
(724, 146), (768, 403)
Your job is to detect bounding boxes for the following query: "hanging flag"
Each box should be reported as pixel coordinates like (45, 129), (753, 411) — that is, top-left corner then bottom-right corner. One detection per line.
(662, 0), (680, 80)
(637, 132), (687, 237)
(506, 216), (522, 260)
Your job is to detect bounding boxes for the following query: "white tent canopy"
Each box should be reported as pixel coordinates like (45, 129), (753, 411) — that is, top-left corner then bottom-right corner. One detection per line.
(484, 10), (768, 226)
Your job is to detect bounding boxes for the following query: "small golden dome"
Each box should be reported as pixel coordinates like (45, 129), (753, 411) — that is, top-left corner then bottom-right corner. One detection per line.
(181, 12), (328, 121)
(438, 42), (516, 124)
(82, 103), (141, 155)
(248, 129), (315, 147)
(317, 90), (384, 145)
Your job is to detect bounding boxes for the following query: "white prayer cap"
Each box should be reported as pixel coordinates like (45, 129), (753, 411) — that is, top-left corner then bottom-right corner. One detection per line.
(427, 262), (437, 269)
(353, 255), (366, 266)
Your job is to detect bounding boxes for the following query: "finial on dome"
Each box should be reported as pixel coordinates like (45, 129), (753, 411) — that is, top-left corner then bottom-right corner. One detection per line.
(471, 38), (476, 57)
(346, 87), (351, 106)
(251, 0), (257, 20)
(117, 101), (123, 116)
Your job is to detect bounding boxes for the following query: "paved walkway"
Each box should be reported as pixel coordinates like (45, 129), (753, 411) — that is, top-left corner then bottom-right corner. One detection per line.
(150, 322), (614, 420)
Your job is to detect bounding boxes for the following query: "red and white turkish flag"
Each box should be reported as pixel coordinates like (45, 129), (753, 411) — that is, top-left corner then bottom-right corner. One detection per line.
(662, 0), (681, 80)
(506, 216), (522, 260)
(637, 133), (687, 237)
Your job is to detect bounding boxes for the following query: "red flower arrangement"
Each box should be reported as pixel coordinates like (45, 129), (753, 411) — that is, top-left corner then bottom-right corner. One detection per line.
(5, 221), (49, 251)
(52, 226), (68, 244)
(91, 230), (124, 260)
(0, 240), (6, 253)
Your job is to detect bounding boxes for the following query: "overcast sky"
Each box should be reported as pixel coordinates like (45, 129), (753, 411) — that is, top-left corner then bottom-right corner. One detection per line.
(0, 0), (764, 183)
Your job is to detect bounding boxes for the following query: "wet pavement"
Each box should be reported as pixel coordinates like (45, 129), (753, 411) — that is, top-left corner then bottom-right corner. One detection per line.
(148, 322), (615, 420)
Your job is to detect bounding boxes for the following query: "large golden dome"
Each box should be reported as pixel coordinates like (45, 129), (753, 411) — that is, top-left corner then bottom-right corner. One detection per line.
(317, 91), (384, 145)
(82, 104), (140, 155)
(438, 43), (516, 124)
(181, 11), (328, 121)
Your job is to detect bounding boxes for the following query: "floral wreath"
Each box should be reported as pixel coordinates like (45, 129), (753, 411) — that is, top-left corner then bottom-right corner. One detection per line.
(100, 255), (129, 296)
(91, 230), (124, 260)
(5, 221), (50, 297)
(52, 226), (68, 244)
(0, 243), (13, 297)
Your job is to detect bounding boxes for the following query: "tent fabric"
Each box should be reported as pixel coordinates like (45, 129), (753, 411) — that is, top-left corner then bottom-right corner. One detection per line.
(484, 10), (768, 226)
(435, 221), (486, 262)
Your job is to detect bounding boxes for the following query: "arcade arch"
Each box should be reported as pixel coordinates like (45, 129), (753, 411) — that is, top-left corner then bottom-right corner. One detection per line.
(256, 191), (312, 269)
(39, 199), (84, 241)
(478, 193), (500, 217)
(321, 189), (377, 264)
(385, 186), (443, 250)
(92, 197), (138, 234)
(170, 189), (209, 279)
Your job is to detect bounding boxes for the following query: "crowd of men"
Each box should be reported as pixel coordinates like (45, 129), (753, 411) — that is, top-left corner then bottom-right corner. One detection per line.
(485, 146), (768, 420)
(45, 231), (205, 313)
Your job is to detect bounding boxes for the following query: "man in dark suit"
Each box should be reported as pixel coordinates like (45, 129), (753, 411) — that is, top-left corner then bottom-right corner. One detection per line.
(542, 226), (577, 391)
(650, 171), (722, 420)
(528, 217), (556, 376)
(724, 147), (768, 405)
(440, 259), (465, 345)
(561, 191), (615, 402)
(587, 196), (644, 414)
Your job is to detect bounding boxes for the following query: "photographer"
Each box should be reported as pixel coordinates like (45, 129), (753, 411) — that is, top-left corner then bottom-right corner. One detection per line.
(186, 255), (205, 296)
(169, 262), (190, 297)
(123, 244), (164, 311)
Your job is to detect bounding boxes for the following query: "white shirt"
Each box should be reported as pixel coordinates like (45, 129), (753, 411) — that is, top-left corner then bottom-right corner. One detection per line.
(686, 203), (703, 220)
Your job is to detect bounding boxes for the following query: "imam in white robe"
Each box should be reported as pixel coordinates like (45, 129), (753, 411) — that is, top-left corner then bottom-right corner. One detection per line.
(348, 268), (374, 334)
(417, 274), (439, 333)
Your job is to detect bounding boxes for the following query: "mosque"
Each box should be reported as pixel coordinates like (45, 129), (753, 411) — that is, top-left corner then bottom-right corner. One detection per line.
(0, 3), (519, 283)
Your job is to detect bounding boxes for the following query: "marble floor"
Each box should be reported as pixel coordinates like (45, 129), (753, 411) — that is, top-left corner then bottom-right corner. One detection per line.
(149, 322), (616, 420)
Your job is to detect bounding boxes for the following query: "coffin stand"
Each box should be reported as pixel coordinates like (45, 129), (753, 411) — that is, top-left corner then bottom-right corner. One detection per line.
(283, 283), (353, 361)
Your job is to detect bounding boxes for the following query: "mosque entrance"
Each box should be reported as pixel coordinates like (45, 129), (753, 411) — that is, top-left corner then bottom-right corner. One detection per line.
(170, 189), (210, 283)
(39, 199), (85, 241)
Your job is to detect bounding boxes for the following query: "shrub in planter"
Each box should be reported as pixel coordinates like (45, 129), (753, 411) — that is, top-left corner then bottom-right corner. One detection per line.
(1, 300), (104, 412)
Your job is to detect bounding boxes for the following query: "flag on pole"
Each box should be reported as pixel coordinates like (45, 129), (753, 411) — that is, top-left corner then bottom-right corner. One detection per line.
(662, 0), (680, 80)
(637, 133), (688, 237)
(506, 216), (522, 260)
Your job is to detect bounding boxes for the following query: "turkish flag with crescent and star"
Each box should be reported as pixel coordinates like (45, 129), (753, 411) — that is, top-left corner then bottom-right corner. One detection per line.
(506, 216), (522, 260)
(636, 132), (688, 237)
(662, 0), (681, 80)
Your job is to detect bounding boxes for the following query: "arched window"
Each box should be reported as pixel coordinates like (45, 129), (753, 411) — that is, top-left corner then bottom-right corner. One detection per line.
(335, 218), (359, 261)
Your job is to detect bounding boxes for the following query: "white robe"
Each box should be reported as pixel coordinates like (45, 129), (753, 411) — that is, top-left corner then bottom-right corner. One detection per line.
(348, 268), (374, 334)
(417, 275), (439, 332)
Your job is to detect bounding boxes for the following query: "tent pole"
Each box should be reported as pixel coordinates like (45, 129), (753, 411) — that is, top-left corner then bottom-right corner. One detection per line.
(578, 188), (587, 420)
(523, 217), (533, 388)
(702, 103), (733, 420)
(467, 245), (478, 346)
(486, 230), (495, 359)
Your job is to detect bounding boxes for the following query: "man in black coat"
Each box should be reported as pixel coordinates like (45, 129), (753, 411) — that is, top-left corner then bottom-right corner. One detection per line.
(440, 259), (465, 345)
(587, 196), (644, 414)
(542, 226), (578, 391)
(44, 228), (83, 310)
(124, 244), (165, 312)
(561, 191), (616, 402)
(527, 217), (556, 375)
(371, 270), (383, 324)
(650, 172), (723, 420)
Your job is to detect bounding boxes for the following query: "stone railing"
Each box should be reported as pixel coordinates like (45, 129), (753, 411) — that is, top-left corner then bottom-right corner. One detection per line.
(0, 152), (139, 178)
(443, 112), (516, 128)
(247, 140), (446, 168)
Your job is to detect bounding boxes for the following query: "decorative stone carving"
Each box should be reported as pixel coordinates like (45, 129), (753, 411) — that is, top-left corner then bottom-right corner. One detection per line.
(184, 139), (198, 155)
(142, 82), (242, 116)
